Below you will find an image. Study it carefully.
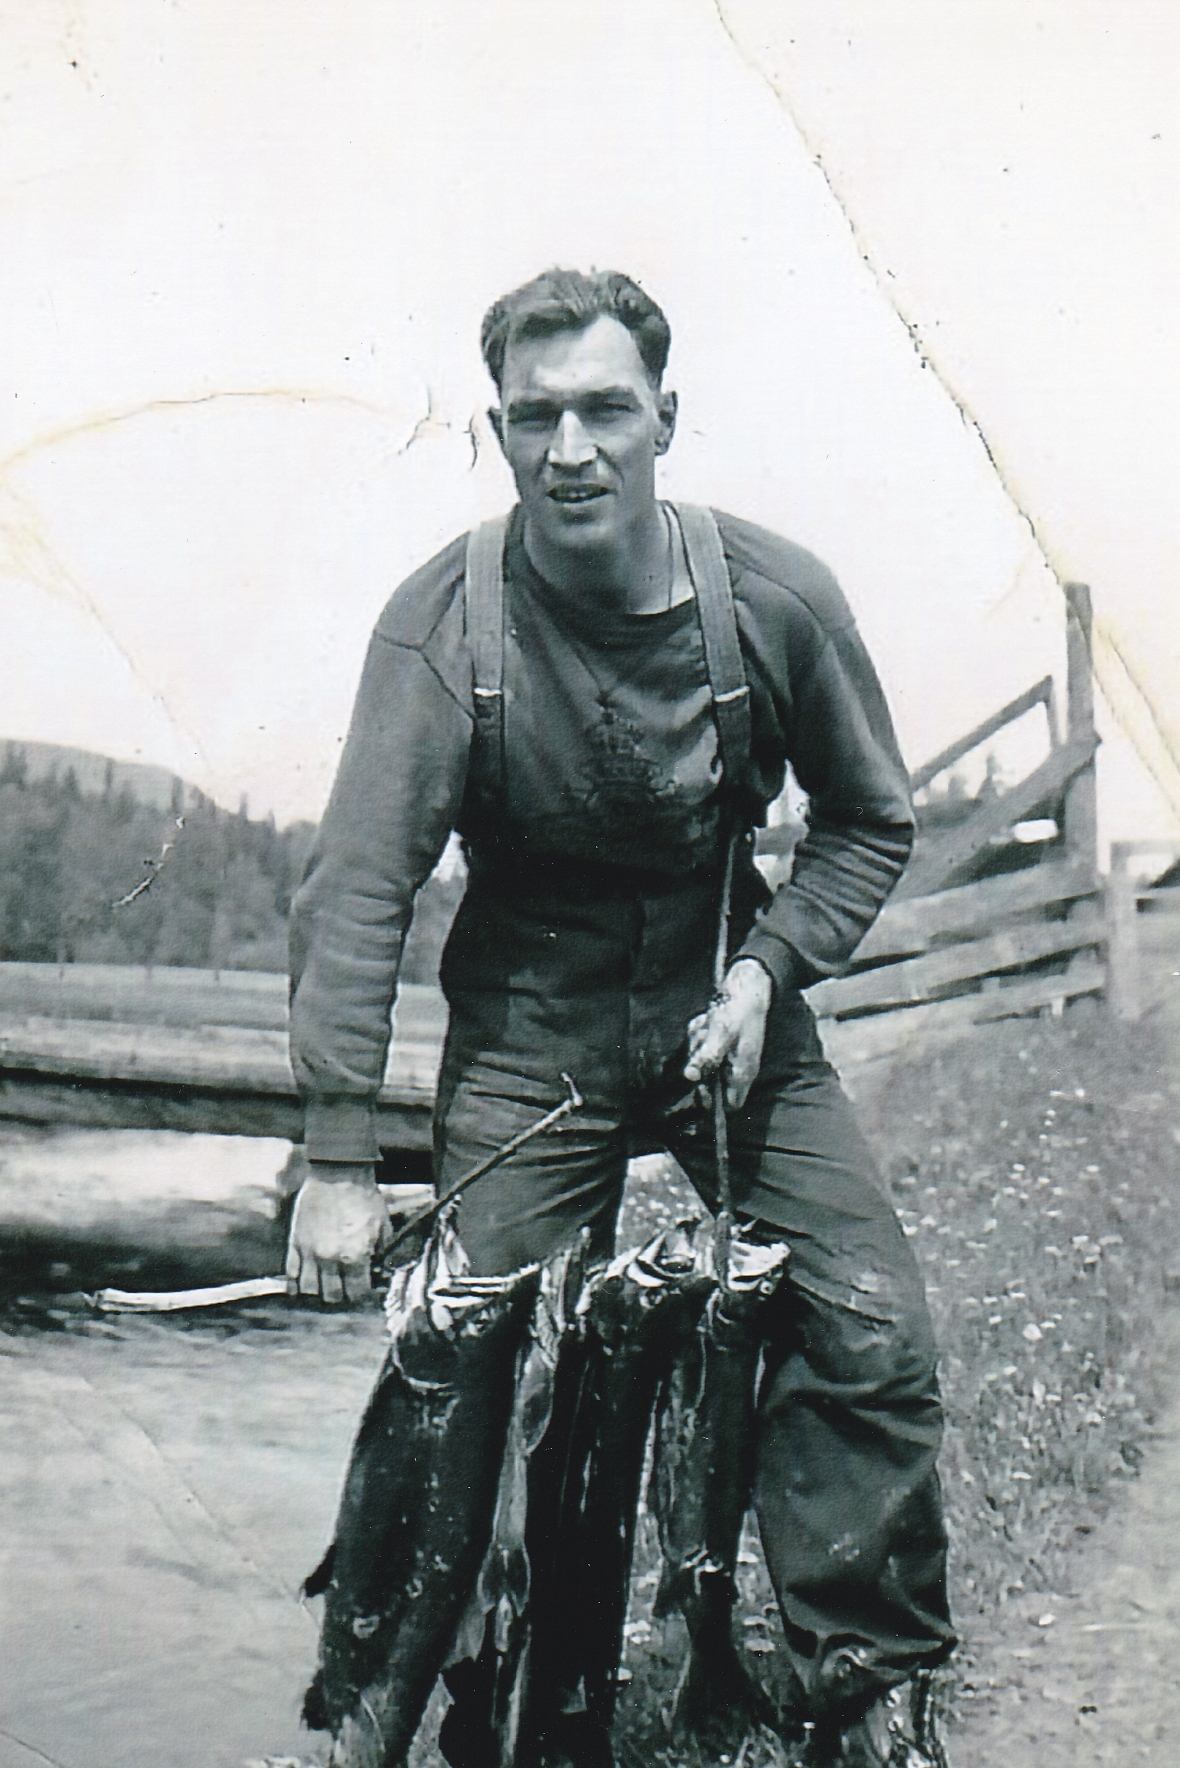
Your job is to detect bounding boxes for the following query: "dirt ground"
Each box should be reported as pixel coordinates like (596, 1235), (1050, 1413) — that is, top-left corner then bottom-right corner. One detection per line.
(2, 907), (1178, 1768)
(951, 1312), (1180, 1768)
(946, 910), (1180, 1768)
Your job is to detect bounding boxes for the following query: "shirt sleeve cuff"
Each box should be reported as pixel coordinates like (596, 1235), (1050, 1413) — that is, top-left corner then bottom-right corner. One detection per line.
(734, 927), (813, 996)
(303, 1095), (381, 1163)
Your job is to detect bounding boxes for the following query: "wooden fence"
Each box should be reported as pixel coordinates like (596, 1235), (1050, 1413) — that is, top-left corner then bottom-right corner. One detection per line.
(811, 582), (1104, 1082)
(1105, 838), (1180, 1022)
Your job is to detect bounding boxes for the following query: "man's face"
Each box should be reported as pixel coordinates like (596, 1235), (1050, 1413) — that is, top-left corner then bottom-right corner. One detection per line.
(493, 314), (677, 560)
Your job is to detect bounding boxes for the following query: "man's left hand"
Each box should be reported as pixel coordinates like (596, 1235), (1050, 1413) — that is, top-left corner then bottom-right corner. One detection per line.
(684, 957), (773, 1110)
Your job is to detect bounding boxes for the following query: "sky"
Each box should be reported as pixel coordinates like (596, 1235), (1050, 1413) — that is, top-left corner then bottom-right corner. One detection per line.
(1, 0), (1175, 857)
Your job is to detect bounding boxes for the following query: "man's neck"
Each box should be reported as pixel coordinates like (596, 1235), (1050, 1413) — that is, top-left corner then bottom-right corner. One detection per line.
(523, 502), (672, 614)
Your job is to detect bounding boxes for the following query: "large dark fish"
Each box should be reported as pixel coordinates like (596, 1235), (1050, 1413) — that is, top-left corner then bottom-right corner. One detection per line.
(529, 1222), (715, 1749)
(442, 1224), (712, 1768)
(302, 1218), (539, 1768)
(651, 1231), (790, 1751)
(438, 1235), (591, 1768)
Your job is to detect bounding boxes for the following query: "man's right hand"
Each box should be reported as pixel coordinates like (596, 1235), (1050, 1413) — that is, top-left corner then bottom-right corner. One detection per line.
(285, 1163), (391, 1305)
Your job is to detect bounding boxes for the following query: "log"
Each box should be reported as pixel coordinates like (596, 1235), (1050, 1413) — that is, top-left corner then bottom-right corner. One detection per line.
(0, 1126), (436, 1294)
(809, 911), (1105, 1019)
(0, 979), (448, 1145)
(0, 1072), (434, 1148)
(0, 1127), (302, 1290)
(0, 1016), (442, 1098)
(0, 964), (449, 1041)
(0, 962), (289, 1029)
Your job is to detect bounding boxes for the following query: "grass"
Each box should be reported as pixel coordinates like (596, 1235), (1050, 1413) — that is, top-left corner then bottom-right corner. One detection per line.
(611, 999), (1180, 1761)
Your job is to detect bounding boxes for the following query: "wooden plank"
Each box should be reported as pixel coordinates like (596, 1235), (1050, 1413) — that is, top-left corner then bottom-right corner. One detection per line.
(911, 676), (1055, 792)
(0, 1015), (443, 1099)
(820, 959), (1105, 1073)
(0, 1072), (433, 1148)
(0, 964), (449, 1041)
(855, 859), (1096, 963)
(0, 962), (288, 1028)
(0, 1018), (292, 1088)
(810, 912), (1104, 1018)
(0, 1073), (309, 1139)
(894, 732), (1099, 902)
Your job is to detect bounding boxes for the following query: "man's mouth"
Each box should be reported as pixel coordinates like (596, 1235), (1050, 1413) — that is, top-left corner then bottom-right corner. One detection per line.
(546, 484), (609, 505)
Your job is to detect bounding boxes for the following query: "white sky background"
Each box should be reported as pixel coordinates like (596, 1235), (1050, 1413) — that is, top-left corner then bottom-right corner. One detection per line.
(0, 0), (1175, 855)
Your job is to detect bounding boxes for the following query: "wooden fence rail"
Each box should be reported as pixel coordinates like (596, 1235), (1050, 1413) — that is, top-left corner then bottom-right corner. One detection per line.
(810, 581), (1104, 1076)
(0, 969), (443, 1150)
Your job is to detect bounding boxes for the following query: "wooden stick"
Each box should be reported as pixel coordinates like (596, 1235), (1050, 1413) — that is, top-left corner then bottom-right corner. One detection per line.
(92, 1275), (288, 1313)
(711, 831), (738, 1276)
(378, 1072), (584, 1265)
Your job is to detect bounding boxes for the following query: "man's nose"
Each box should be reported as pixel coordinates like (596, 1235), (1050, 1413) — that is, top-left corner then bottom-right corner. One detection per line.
(547, 409), (596, 469)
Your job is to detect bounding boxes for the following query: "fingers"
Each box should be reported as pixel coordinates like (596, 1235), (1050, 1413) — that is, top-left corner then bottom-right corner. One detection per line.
(285, 1246), (369, 1306)
(285, 1239), (301, 1299)
(725, 1003), (769, 1111)
(684, 970), (771, 1105)
(725, 1039), (758, 1110)
(684, 1000), (739, 1085)
(285, 1240), (328, 1300)
(342, 1262), (373, 1306)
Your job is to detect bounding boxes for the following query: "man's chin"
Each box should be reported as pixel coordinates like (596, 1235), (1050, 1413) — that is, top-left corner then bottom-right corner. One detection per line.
(535, 496), (617, 546)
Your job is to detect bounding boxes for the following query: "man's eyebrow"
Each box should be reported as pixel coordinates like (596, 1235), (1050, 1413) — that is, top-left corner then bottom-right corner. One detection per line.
(579, 386), (641, 402)
(506, 386), (641, 416)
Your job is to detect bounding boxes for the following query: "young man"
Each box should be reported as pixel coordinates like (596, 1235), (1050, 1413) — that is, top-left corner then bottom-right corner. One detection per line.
(287, 269), (955, 1767)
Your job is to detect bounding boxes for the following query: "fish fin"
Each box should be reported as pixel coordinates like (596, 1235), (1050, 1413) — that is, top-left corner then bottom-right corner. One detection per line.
(301, 1543), (335, 1600)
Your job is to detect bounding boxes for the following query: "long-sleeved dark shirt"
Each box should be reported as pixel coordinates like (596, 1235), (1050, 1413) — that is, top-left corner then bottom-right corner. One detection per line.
(289, 507), (914, 1161)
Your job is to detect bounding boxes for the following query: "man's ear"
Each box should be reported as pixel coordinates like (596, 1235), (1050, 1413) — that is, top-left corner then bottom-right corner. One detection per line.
(489, 407), (507, 455)
(654, 389), (678, 457)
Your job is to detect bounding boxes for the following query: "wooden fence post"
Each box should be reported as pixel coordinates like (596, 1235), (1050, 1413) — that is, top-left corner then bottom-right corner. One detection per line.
(1061, 583), (1103, 1009)
(1106, 842), (1141, 1022)
(1063, 583), (1098, 875)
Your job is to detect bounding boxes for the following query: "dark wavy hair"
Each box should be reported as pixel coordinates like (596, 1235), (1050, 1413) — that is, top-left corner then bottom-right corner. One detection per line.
(480, 268), (671, 394)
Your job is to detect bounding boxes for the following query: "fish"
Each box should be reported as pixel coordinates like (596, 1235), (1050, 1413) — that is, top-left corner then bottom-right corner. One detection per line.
(438, 1234), (591, 1768)
(442, 1223), (713, 1767)
(302, 1215), (540, 1768)
(651, 1230), (790, 1751)
(530, 1222), (715, 1747)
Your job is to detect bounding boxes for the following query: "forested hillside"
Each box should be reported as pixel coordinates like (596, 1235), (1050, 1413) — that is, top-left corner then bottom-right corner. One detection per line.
(0, 740), (463, 978)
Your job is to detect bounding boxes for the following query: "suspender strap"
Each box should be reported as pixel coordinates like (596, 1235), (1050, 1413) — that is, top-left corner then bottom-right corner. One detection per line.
(464, 503), (750, 802)
(464, 513), (510, 795)
(673, 503), (752, 795)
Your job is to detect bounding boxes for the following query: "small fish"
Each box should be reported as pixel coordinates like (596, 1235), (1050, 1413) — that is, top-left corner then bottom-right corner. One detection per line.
(302, 1218), (539, 1768)
(652, 1231), (790, 1750)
